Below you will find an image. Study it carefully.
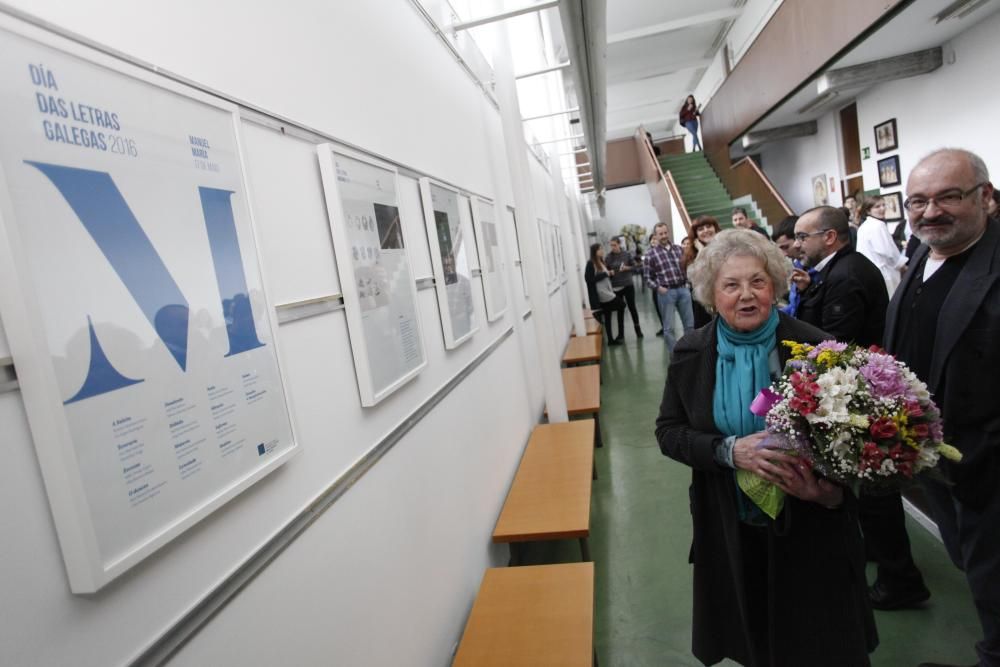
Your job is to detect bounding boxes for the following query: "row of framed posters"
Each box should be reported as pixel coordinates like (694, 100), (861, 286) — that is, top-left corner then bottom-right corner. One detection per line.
(0, 21), (298, 592)
(317, 149), (511, 406)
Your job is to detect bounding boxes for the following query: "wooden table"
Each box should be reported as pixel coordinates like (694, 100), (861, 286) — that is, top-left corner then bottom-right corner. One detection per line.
(562, 335), (601, 366)
(493, 420), (594, 563)
(544, 366), (602, 447)
(453, 562), (595, 667)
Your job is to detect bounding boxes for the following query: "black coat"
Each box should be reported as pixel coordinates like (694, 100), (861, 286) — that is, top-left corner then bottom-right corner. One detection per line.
(796, 245), (889, 347)
(584, 260), (607, 311)
(885, 219), (1000, 509)
(656, 313), (877, 667)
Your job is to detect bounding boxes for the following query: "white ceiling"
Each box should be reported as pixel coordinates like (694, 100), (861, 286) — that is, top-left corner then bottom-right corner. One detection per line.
(604, 0), (742, 140)
(744, 0), (1000, 139)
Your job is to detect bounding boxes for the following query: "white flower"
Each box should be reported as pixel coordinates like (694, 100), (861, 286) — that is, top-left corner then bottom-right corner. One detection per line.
(807, 367), (860, 424)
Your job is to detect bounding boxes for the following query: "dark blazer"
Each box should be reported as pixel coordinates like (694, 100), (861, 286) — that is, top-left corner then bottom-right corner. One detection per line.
(796, 245), (889, 347)
(656, 313), (877, 667)
(885, 218), (1000, 508)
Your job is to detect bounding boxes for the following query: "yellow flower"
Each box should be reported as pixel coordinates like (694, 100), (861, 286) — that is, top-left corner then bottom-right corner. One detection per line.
(782, 340), (813, 360)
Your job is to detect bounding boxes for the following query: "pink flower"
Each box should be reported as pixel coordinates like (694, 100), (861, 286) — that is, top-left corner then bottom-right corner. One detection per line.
(861, 354), (909, 399)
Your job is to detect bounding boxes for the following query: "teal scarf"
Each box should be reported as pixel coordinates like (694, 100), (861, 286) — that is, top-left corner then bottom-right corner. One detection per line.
(712, 308), (779, 437)
(712, 308), (780, 523)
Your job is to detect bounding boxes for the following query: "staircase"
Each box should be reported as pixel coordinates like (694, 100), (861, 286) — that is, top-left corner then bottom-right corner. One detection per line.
(657, 152), (767, 231)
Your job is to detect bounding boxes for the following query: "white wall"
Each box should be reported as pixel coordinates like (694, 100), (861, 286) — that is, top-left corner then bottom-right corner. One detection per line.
(757, 9), (1000, 215)
(592, 184), (661, 243)
(0, 2), (583, 665)
(759, 111), (844, 213)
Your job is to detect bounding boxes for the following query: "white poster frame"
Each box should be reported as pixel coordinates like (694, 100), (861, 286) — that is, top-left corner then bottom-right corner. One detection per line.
(418, 177), (478, 349)
(316, 145), (427, 406)
(0, 18), (299, 593)
(469, 196), (508, 322)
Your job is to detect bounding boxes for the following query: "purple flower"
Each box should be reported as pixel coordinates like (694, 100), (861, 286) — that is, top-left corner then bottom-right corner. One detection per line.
(807, 340), (848, 359)
(861, 353), (909, 399)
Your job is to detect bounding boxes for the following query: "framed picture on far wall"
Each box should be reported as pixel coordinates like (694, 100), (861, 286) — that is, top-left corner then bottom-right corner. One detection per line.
(878, 155), (901, 187)
(882, 191), (904, 222)
(874, 118), (898, 153)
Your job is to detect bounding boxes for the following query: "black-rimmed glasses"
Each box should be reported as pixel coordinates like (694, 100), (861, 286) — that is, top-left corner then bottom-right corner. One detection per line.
(904, 182), (987, 212)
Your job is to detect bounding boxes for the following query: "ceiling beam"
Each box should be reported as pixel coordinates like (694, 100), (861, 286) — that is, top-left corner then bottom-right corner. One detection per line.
(522, 106), (580, 122)
(607, 8), (743, 44)
(817, 47), (943, 95)
(515, 61), (571, 79)
(451, 0), (559, 32)
(607, 58), (713, 84)
(741, 120), (818, 150)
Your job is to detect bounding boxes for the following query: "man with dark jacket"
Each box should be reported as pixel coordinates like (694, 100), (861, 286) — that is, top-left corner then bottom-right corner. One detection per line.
(886, 149), (1000, 667)
(792, 206), (930, 612)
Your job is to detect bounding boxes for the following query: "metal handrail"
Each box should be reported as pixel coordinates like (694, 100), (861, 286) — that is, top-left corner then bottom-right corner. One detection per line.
(638, 127), (692, 234)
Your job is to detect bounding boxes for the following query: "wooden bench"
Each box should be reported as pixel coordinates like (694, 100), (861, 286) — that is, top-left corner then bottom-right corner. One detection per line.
(453, 562), (595, 667)
(493, 420), (595, 564)
(562, 334), (601, 366)
(560, 365), (602, 447)
(582, 319), (602, 337)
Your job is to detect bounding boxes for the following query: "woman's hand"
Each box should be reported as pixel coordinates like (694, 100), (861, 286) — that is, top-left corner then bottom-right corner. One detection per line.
(775, 461), (844, 508)
(732, 432), (798, 485)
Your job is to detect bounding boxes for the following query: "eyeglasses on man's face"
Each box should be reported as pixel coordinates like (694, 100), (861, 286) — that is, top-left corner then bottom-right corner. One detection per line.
(904, 183), (987, 212)
(793, 229), (829, 242)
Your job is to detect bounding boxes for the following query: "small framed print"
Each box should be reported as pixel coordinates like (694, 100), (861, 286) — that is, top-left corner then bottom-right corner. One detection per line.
(878, 155), (901, 188)
(874, 118), (898, 154)
(882, 191), (904, 222)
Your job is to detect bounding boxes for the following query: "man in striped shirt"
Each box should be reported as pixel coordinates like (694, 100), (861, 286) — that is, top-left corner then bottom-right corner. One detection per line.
(646, 222), (694, 352)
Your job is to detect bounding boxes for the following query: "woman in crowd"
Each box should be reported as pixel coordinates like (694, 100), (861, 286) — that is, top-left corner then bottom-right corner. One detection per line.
(585, 243), (624, 345)
(856, 196), (907, 296)
(655, 229), (877, 667)
(682, 215), (721, 328)
(679, 95), (702, 152)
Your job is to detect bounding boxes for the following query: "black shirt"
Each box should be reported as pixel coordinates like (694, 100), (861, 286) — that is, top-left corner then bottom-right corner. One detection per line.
(892, 248), (973, 390)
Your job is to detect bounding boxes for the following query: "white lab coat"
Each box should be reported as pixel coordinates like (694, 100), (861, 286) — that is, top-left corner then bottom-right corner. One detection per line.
(857, 216), (907, 296)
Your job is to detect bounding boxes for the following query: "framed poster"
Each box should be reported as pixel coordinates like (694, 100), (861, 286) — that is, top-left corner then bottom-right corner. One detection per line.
(507, 206), (529, 298)
(470, 197), (508, 322)
(538, 219), (554, 286)
(0, 22), (298, 592)
(878, 155), (901, 187)
(317, 146), (426, 406)
(419, 178), (478, 348)
(555, 225), (566, 280)
(882, 191), (904, 222)
(812, 174), (829, 206)
(874, 118), (898, 153)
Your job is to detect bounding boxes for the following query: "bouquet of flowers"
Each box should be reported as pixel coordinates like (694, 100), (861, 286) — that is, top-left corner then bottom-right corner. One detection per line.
(740, 340), (962, 518)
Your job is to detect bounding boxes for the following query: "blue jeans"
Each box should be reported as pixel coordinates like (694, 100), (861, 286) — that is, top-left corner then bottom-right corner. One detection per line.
(656, 287), (694, 352)
(684, 119), (701, 151)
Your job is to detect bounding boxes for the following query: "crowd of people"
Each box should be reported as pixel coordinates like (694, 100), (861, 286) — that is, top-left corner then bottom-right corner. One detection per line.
(585, 147), (1000, 667)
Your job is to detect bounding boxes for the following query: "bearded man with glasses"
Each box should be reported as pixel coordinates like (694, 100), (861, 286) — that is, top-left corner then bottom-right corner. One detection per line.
(885, 148), (1000, 667)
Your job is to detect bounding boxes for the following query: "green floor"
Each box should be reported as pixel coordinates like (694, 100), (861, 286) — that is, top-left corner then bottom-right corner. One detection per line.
(525, 293), (982, 666)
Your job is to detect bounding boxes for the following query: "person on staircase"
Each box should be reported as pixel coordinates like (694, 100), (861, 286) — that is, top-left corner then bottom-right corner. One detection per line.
(679, 95), (702, 152)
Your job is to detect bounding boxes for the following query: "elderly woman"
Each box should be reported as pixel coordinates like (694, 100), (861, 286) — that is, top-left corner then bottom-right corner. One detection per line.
(655, 229), (877, 667)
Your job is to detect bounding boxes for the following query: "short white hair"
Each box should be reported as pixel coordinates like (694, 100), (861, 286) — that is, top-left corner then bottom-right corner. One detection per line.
(686, 228), (791, 310)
